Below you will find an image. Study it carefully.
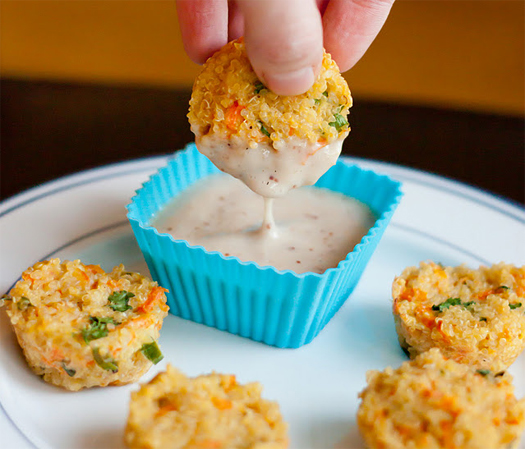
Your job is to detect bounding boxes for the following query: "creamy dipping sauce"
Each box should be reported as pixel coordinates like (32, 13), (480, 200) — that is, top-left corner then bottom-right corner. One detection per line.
(195, 134), (344, 198)
(152, 174), (375, 274)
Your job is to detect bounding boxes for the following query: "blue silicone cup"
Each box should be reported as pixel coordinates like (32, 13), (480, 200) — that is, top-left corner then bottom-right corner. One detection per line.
(127, 143), (403, 348)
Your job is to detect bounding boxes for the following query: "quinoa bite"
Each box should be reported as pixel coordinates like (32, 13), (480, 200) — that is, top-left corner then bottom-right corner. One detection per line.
(357, 348), (525, 449)
(1, 258), (169, 391)
(392, 262), (525, 372)
(187, 38), (352, 197)
(124, 364), (288, 449)
(188, 38), (351, 148)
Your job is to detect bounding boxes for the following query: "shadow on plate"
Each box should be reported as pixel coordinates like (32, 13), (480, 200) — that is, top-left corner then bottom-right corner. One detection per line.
(306, 418), (365, 449)
(334, 424), (367, 449)
(76, 425), (126, 449)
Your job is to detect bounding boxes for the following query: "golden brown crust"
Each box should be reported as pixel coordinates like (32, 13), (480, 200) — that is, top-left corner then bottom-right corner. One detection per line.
(188, 38), (351, 148)
(392, 262), (525, 372)
(357, 348), (525, 449)
(124, 365), (288, 449)
(3, 258), (169, 390)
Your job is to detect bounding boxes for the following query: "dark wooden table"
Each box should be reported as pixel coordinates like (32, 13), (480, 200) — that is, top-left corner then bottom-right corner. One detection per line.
(1, 78), (524, 205)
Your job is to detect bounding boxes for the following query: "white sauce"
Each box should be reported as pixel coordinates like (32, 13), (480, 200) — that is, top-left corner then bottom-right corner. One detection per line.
(195, 134), (344, 198)
(153, 174), (375, 274)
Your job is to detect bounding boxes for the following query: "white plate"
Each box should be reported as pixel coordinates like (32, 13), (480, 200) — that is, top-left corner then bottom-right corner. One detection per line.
(1, 155), (524, 449)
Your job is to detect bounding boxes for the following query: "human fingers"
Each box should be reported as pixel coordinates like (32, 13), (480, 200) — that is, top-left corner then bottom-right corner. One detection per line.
(176, 0), (229, 64)
(228, 0), (244, 41)
(323, 0), (395, 72)
(237, 0), (324, 96)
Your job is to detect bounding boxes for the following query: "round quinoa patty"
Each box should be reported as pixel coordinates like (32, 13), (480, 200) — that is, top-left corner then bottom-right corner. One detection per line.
(188, 38), (351, 148)
(187, 38), (352, 198)
(392, 262), (525, 372)
(124, 365), (288, 449)
(1, 259), (169, 391)
(357, 348), (525, 449)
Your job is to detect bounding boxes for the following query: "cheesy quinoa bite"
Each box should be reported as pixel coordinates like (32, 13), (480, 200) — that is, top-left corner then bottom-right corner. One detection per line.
(124, 364), (288, 449)
(1, 258), (169, 391)
(357, 348), (525, 449)
(392, 262), (525, 372)
(188, 38), (352, 198)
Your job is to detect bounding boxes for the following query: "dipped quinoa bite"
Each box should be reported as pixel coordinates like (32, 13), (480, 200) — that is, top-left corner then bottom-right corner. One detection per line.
(1, 258), (168, 391)
(392, 262), (525, 372)
(357, 348), (525, 449)
(188, 38), (352, 198)
(125, 364), (288, 449)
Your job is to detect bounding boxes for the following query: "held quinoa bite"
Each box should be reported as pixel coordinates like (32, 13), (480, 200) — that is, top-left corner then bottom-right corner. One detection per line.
(357, 348), (525, 449)
(124, 365), (288, 449)
(188, 38), (352, 198)
(392, 262), (525, 372)
(1, 259), (168, 391)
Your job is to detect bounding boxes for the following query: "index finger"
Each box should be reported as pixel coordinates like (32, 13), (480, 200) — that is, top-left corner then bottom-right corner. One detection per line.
(176, 0), (229, 64)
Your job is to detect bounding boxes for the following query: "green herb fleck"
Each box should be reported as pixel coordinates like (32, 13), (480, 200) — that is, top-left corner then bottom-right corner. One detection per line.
(314, 98), (321, 105)
(480, 317), (488, 322)
(0, 294), (12, 307)
(497, 285), (509, 290)
(259, 122), (271, 138)
(476, 369), (491, 376)
(322, 90), (328, 97)
(92, 347), (118, 373)
(17, 297), (32, 311)
(432, 297), (462, 312)
(62, 362), (76, 377)
(141, 341), (164, 364)
(254, 82), (265, 94)
(108, 290), (134, 312)
(82, 316), (115, 343)
(328, 113), (348, 132)
(509, 302), (522, 310)
(432, 297), (476, 313)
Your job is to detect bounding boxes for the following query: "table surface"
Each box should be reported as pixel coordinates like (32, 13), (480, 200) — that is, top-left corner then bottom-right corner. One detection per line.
(1, 78), (524, 205)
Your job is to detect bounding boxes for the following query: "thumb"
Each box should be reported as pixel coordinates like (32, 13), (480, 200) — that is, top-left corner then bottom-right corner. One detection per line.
(237, 0), (323, 96)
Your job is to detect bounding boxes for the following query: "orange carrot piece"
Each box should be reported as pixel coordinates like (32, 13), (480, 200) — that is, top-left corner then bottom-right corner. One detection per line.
(415, 305), (436, 329)
(73, 268), (89, 284)
(137, 287), (167, 314)
(478, 289), (495, 301)
(86, 264), (104, 275)
(107, 279), (121, 290)
(399, 287), (416, 302)
(225, 101), (245, 131)
(439, 420), (455, 448)
(212, 397), (232, 410)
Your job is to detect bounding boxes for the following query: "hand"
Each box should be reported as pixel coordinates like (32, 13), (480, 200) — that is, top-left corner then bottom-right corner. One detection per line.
(176, 0), (395, 96)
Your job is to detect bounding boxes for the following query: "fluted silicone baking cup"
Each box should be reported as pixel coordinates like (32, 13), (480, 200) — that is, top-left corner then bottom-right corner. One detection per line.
(127, 144), (402, 348)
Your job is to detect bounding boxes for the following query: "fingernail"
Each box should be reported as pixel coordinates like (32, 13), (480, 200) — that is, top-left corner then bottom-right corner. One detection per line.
(264, 67), (315, 96)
